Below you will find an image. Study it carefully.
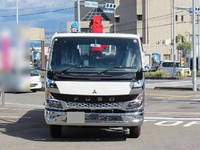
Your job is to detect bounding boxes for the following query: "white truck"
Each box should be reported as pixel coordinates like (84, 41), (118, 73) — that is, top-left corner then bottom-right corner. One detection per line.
(44, 33), (145, 138)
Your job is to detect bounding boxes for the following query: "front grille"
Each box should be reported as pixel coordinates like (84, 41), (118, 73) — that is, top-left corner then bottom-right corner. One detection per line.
(51, 93), (138, 103)
(65, 101), (124, 110)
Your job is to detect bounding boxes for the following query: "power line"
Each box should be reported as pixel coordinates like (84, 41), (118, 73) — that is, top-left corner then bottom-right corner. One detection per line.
(0, 7), (74, 18)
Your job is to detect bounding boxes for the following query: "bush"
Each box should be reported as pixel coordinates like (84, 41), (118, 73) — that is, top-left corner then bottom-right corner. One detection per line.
(176, 71), (188, 78)
(145, 70), (169, 78)
(176, 71), (182, 77)
(39, 71), (45, 78)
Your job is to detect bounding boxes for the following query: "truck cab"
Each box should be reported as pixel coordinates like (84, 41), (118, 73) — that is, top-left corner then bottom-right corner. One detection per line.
(44, 33), (145, 138)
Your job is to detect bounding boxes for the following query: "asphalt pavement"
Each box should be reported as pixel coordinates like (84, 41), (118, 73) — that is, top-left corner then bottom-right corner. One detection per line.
(0, 85), (200, 150)
(145, 77), (200, 90)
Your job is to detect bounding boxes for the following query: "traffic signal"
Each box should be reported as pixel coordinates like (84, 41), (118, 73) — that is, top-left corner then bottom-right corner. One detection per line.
(105, 3), (116, 9)
(180, 58), (185, 67)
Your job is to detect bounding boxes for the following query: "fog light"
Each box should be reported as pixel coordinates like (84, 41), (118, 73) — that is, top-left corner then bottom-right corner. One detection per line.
(46, 99), (63, 109)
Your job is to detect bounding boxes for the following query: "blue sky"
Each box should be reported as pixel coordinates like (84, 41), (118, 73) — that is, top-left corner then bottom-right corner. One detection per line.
(0, 0), (75, 43)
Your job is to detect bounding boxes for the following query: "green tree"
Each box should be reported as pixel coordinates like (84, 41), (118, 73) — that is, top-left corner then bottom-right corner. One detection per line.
(176, 34), (191, 55)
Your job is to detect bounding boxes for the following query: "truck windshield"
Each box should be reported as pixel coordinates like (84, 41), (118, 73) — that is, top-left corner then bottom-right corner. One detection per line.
(50, 37), (142, 74)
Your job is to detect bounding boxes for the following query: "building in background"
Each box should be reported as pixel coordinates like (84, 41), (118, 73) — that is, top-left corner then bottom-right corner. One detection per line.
(67, 0), (198, 66)
(115, 0), (197, 66)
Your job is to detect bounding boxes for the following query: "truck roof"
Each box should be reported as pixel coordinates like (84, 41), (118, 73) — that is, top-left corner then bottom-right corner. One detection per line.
(51, 33), (140, 40)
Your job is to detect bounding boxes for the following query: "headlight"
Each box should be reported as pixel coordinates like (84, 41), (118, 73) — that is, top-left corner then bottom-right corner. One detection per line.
(45, 91), (63, 109)
(124, 93), (144, 110)
(46, 99), (63, 109)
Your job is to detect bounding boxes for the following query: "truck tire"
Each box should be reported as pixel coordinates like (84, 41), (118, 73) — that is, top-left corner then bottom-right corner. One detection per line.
(128, 126), (141, 138)
(50, 125), (62, 138)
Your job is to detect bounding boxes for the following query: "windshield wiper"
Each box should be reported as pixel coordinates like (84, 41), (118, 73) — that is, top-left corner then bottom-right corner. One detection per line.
(99, 66), (137, 74)
(60, 66), (95, 74)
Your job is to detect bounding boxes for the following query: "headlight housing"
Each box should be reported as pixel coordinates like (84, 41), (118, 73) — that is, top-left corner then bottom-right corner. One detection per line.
(124, 92), (144, 111)
(45, 91), (63, 110)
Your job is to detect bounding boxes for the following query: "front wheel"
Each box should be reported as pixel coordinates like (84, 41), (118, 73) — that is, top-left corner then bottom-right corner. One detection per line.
(49, 125), (62, 138)
(128, 126), (141, 138)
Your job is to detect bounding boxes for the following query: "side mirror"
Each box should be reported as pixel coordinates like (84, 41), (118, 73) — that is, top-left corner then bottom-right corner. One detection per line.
(136, 70), (143, 81)
(47, 70), (53, 79)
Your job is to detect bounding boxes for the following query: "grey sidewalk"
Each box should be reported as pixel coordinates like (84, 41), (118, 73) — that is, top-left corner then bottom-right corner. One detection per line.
(146, 89), (200, 101)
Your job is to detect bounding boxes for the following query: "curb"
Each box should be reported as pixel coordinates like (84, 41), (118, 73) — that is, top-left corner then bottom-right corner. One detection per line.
(154, 87), (200, 91)
(145, 77), (192, 80)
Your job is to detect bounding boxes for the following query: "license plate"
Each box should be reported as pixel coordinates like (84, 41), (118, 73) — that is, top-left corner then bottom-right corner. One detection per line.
(67, 112), (85, 123)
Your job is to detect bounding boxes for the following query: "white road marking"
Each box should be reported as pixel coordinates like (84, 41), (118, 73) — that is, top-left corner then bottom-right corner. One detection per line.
(154, 121), (183, 126)
(5, 102), (44, 108)
(183, 121), (200, 127)
(0, 116), (31, 119)
(145, 117), (200, 127)
(190, 99), (200, 101)
(145, 117), (200, 121)
(146, 112), (200, 115)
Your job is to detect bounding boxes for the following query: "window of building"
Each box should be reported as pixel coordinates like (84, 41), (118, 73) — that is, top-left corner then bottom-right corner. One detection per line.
(115, 16), (120, 23)
(140, 37), (143, 43)
(176, 15), (178, 21)
(137, 15), (142, 21)
(181, 15), (184, 22)
(163, 54), (171, 60)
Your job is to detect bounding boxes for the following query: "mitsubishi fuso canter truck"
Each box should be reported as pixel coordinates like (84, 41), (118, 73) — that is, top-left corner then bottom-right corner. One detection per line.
(44, 33), (145, 138)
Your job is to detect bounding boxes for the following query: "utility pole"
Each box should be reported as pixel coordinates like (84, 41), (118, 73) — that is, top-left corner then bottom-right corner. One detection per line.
(172, 0), (176, 77)
(16, 0), (18, 24)
(175, 2), (198, 91)
(192, 0), (197, 91)
(77, 0), (81, 32)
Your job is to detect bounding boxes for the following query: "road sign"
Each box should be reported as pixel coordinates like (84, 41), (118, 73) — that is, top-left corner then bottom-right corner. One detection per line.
(71, 22), (78, 33)
(103, 9), (115, 14)
(84, 1), (98, 8)
(189, 7), (200, 15)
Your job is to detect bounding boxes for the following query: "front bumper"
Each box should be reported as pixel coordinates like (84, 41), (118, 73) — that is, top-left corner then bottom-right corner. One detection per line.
(44, 109), (144, 127)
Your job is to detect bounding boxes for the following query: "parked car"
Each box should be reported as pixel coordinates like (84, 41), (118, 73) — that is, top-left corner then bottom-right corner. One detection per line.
(3, 68), (30, 93)
(160, 61), (191, 77)
(30, 69), (42, 92)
